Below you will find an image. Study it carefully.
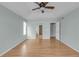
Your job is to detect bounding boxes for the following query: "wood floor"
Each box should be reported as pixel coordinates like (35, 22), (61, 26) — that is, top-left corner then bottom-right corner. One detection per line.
(2, 38), (79, 57)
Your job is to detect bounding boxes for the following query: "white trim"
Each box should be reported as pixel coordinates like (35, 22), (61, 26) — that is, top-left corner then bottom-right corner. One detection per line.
(61, 40), (79, 53)
(0, 38), (26, 56)
(56, 22), (60, 40)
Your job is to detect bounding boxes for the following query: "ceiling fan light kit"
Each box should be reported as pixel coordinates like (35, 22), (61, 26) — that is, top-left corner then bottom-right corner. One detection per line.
(32, 2), (55, 13)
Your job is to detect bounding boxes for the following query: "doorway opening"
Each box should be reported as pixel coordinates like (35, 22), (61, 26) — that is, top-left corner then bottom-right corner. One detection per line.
(36, 25), (43, 39)
(38, 25), (43, 39)
(50, 23), (56, 39)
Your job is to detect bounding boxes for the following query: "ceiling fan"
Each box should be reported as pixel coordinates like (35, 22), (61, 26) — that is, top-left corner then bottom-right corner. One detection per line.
(32, 2), (55, 13)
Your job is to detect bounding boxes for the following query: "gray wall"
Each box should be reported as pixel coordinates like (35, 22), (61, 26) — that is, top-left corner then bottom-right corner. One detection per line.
(27, 20), (50, 39)
(61, 8), (79, 52)
(0, 5), (27, 54)
(27, 19), (59, 40)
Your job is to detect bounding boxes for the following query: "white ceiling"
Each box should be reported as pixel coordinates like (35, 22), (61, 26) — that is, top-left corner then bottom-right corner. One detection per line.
(0, 2), (79, 21)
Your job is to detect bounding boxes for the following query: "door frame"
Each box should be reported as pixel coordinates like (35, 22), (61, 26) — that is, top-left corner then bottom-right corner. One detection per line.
(50, 21), (60, 40)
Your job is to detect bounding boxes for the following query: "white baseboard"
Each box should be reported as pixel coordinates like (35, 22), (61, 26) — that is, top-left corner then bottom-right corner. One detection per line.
(61, 40), (79, 53)
(0, 37), (26, 56)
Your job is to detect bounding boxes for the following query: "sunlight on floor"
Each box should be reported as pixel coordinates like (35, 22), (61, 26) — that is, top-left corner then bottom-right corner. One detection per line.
(21, 44), (27, 56)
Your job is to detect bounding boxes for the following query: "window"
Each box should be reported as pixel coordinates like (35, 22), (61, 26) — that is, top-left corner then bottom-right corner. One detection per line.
(23, 21), (27, 35)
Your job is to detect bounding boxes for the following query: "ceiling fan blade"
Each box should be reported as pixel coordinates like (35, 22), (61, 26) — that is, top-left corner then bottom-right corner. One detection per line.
(44, 2), (48, 6)
(32, 7), (40, 10)
(34, 2), (40, 6)
(45, 6), (55, 9)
